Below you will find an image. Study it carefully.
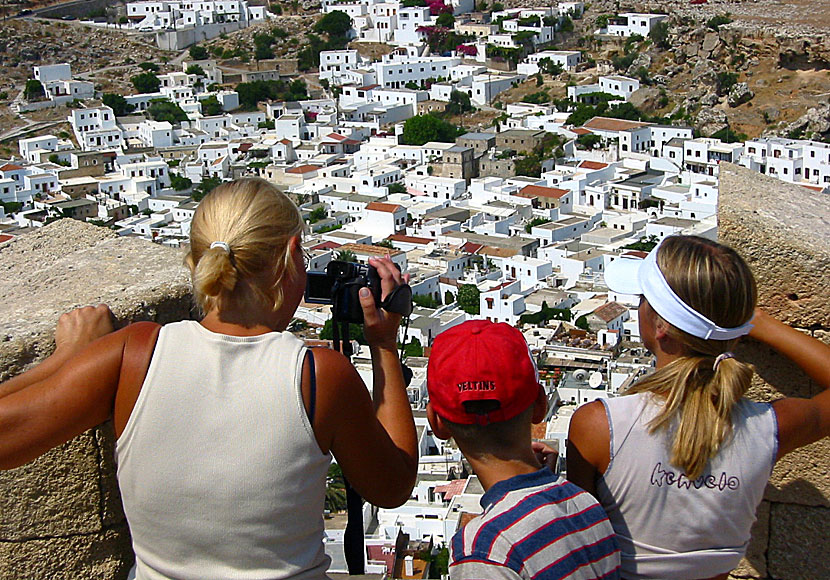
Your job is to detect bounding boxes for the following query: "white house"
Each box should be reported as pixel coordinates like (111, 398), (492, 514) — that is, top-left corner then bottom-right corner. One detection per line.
(68, 106), (124, 152)
(605, 13), (667, 37)
(319, 50), (362, 85)
(517, 50), (582, 75)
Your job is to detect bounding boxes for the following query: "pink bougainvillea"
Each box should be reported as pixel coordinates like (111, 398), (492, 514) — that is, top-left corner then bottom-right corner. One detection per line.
(425, 0), (452, 15)
(456, 44), (477, 56)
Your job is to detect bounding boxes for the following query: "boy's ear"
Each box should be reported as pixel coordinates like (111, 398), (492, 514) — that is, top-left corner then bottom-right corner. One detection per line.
(427, 402), (453, 440)
(531, 385), (547, 424)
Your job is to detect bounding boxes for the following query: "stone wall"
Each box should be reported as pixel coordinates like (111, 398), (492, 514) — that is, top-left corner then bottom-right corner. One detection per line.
(719, 163), (829, 580)
(0, 165), (827, 577)
(0, 219), (193, 579)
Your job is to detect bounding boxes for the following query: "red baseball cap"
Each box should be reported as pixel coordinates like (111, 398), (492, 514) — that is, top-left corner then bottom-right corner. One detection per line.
(427, 320), (542, 425)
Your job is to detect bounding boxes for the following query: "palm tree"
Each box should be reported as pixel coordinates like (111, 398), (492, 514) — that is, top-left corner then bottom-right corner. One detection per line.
(336, 250), (357, 263)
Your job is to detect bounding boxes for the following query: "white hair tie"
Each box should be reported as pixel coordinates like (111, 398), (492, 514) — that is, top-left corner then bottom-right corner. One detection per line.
(210, 241), (231, 253)
(713, 352), (735, 371)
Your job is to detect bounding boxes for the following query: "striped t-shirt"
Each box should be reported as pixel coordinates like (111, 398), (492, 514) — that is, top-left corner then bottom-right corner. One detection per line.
(450, 469), (620, 580)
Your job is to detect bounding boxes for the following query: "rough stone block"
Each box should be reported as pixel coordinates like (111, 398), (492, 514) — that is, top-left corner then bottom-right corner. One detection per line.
(768, 503), (830, 580)
(0, 432), (101, 540)
(0, 220), (192, 576)
(729, 500), (769, 578)
(718, 163), (830, 330)
(0, 525), (133, 580)
(766, 438), (830, 507)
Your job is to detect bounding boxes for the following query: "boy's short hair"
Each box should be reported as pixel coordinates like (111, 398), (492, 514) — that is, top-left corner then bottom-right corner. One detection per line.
(427, 320), (542, 426)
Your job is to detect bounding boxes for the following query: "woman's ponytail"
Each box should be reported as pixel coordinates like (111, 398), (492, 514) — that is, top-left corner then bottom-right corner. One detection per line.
(192, 245), (238, 303)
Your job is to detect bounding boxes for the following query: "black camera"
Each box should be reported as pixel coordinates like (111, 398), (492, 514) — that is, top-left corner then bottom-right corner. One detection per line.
(305, 261), (383, 324)
(305, 260), (413, 324)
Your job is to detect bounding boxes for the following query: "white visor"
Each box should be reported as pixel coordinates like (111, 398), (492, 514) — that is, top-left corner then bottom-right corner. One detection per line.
(604, 239), (754, 341)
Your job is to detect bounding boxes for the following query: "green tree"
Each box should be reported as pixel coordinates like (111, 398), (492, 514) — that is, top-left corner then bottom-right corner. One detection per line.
(308, 206), (327, 223)
(24, 79), (44, 101)
(324, 463), (347, 512)
(436, 12), (455, 27)
(538, 57), (563, 76)
(413, 294), (440, 309)
(457, 284), (480, 315)
(102, 93), (136, 116)
(491, 2), (504, 11)
(400, 114), (463, 146)
(335, 249), (357, 263)
(319, 319), (365, 343)
(192, 176), (223, 202)
(525, 217), (551, 233)
(706, 14), (732, 31)
(388, 182), (407, 194)
(138, 61), (159, 72)
(314, 10), (352, 38)
(577, 134), (602, 149)
(170, 174), (193, 191)
(446, 90), (473, 115)
(649, 21), (670, 50)
(403, 337), (424, 358)
(186, 64), (206, 76)
(575, 315), (590, 331)
(189, 44), (209, 60)
(131, 72), (161, 94)
(200, 95), (223, 116)
(269, 2), (283, 15)
(559, 15), (574, 33)
(374, 239), (395, 249)
(622, 234), (660, 252)
(147, 100), (188, 123)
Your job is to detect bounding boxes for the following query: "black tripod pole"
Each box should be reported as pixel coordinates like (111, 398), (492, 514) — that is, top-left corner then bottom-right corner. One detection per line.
(334, 318), (362, 574)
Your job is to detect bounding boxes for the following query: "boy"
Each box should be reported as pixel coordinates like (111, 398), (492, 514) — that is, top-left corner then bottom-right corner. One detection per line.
(426, 320), (620, 580)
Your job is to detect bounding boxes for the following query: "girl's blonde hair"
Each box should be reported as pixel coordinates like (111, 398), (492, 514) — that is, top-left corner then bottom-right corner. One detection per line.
(627, 235), (757, 480)
(185, 178), (304, 315)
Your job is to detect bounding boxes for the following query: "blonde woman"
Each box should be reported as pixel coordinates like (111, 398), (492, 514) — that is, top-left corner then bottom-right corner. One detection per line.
(0, 178), (418, 579)
(567, 235), (829, 580)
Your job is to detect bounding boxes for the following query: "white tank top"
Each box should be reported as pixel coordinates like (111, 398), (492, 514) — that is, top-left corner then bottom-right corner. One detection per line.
(116, 321), (332, 580)
(597, 392), (777, 579)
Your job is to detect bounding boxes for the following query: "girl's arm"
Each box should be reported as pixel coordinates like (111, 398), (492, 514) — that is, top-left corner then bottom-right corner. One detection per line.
(566, 400), (610, 497)
(308, 257), (418, 508)
(749, 309), (830, 459)
(0, 306), (125, 469)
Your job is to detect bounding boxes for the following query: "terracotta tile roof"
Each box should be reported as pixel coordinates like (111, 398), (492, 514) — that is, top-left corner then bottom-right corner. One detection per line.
(342, 139), (361, 145)
(286, 164), (319, 174)
(326, 132), (347, 141)
(592, 301), (628, 322)
(519, 185), (570, 199)
(579, 160), (608, 170)
(621, 250), (648, 259)
(0, 234), (13, 244)
(388, 234), (432, 244)
(311, 240), (342, 250)
(460, 241), (483, 254)
(573, 128), (592, 136)
(582, 116), (650, 132)
(338, 243), (404, 256)
(356, 84), (379, 91)
(434, 480), (466, 500)
(237, 142), (253, 152)
(480, 246), (519, 258)
(279, 138), (292, 145)
(366, 201), (403, 213)
(0, 164), (23, 171)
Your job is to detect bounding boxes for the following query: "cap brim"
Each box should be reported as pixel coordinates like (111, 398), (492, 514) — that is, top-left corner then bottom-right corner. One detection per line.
(605, 256), (644, 295)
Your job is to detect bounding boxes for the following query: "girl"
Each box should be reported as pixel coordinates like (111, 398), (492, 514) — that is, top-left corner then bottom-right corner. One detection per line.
(0, 178), (418, 579)
(567, 235), (829, 580)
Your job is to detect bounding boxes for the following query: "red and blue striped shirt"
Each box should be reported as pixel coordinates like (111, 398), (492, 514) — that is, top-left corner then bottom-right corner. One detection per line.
(450, 469), (620, 580)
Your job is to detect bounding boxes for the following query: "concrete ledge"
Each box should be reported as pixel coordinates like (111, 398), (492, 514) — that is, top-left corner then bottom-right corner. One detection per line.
(0, 219), (193, 579)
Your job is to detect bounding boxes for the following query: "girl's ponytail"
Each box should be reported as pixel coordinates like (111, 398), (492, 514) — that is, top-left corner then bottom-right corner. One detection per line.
(627, 236), (757, 480)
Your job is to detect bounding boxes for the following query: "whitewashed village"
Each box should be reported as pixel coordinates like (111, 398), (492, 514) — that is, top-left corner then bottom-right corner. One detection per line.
(2, 0), (829, 576)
